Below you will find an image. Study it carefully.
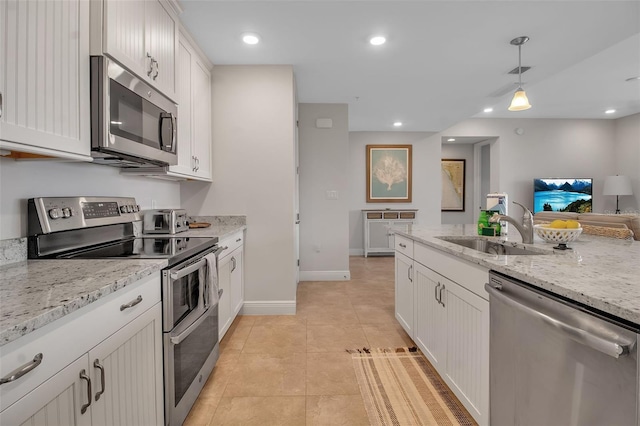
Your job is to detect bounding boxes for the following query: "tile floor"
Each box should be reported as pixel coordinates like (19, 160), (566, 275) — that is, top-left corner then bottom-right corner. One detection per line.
(184, 256), (415, 426)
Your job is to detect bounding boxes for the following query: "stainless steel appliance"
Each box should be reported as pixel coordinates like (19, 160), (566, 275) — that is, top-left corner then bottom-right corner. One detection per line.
(27, 197), (223, 426)
(486, 271), (639, 426)
(143, 209), (189, 234)
(90, 56), (178, 168)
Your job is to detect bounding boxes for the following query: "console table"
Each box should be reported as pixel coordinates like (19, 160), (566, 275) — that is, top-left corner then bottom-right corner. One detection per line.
(362, 209), (418, 257)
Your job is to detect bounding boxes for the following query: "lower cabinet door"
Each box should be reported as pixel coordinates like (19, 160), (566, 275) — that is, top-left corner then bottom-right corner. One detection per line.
(0, 355), (92, 426)
(218, 253), (232, 339)
(413, 263), (447, 370)
(88, 304), (164, 426)
(229, 247), (244, 317)
(394, 252), (414, 337)
(443, 280), (489, 426)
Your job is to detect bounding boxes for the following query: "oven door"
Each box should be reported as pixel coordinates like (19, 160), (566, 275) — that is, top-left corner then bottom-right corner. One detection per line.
(164, 304), (219, 426)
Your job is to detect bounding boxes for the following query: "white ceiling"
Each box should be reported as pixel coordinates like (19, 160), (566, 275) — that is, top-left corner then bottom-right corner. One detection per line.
(179, 1), (640, 132)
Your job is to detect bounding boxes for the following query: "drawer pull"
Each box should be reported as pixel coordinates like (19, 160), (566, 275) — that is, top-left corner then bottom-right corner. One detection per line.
(120, 295), (143, 311)
(79, 369), (92, 414)
(399, 243), (407, 248)
(0, 353), (43, 385)
(94, 359), (105, 401)
(236, 238), (242, 243)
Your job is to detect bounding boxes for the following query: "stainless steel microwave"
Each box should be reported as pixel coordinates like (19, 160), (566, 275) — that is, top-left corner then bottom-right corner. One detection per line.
(90, 56), (178, 167)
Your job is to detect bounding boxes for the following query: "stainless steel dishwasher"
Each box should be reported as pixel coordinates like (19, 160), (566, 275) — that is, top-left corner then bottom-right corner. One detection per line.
(486, 271), (639, 426)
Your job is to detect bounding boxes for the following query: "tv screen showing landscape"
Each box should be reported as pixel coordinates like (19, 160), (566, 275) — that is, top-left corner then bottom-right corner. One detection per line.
(533, 178), (592, 213)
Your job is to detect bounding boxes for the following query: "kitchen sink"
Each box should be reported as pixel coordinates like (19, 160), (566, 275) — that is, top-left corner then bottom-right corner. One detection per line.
(436, 236), (549, 256)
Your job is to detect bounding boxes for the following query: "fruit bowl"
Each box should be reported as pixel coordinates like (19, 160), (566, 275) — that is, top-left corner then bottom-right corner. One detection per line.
(534, 224), (583, 243)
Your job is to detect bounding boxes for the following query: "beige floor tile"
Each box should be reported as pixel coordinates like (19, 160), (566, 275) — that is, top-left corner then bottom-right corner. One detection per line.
(210, 396), (306, 426)
(306, 395), (370, 426)
(223, 353), (306, 397)
(353, 304), (397, 324)
(362, 323), (415, 349)
(300, 304), (360, 325)
(307, 324), (369, 352)
(249, 314), (306, 327)
(306, 352), (360, 395)
(183, 362), (236, 426)
(232, 315), (257, 327)
(220, 324), (252, 351)
(241, 325), (307, 353)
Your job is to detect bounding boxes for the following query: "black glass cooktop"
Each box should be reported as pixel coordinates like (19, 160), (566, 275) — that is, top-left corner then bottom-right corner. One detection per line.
(59, 236), (218, 266)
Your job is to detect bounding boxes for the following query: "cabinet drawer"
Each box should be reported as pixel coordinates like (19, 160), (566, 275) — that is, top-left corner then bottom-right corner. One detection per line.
(219, 230), (245, 260)
(395, 235), (414, 258)
(414, 243), (488, 300)
(0, 273), (160, 411)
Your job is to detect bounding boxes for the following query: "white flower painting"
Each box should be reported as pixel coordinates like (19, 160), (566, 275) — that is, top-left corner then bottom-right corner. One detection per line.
(366, 145), (412, 203)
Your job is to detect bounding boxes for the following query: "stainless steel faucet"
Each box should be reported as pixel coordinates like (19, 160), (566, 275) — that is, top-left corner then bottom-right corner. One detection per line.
(489, 201), (535, 244)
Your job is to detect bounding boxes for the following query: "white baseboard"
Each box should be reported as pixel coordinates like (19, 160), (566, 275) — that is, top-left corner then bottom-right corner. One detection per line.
(240, 300), (297, 315)
(299, 270), (351, 281)
(349, 249), (364, 256)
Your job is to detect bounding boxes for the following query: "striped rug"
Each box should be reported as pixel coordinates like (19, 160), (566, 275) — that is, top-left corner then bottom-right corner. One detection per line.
(348, 347), (477, 426)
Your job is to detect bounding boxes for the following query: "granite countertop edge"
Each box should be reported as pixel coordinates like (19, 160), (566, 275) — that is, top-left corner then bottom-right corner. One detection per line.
(393, 224), (640, 327)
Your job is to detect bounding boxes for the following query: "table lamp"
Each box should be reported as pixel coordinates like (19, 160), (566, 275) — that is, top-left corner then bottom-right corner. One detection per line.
(603, 175), (633, 214)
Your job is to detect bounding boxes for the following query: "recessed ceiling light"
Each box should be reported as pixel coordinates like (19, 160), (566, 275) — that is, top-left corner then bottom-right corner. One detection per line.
(369, 36), (386, 46)
(447, 138), (456, 142)
(605, 109), (616, 114)
(393, 121), (403, 127)
(242, 33), (260, 45)
(483, 108), (493, 113)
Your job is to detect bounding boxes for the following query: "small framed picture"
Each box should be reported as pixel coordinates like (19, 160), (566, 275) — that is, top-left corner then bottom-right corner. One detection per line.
(366, 145), (412, 203)
(441, 159), (465, 211)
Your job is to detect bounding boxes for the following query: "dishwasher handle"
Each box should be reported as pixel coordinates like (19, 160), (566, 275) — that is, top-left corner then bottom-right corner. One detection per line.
(484, 283), (631, 359)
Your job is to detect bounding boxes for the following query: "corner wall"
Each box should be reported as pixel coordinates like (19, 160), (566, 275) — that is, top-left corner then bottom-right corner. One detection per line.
(298, 104), (350, 280)
(613, 113), (640, 212)
(441, 143), (475, 224)
(348, 131), (438, 255)
(180, 65), (297, 314)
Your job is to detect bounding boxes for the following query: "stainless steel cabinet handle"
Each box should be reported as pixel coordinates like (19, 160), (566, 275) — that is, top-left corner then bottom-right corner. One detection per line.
(236, 238), (242, 243)
(407, 264), (413, 282)
(484, 283), (631, 358)
(0, 353), (43, 385)
(79, 369), (92, 414)
(0, 91), (3, 118)
(170, 308), (211, 345)
(153, 60), (159, 80)
(93, 359), (105, 401)
(120, 295), (143, 311)
(146, 53), (153, 77)
(399, 243), (407, 248)
(231, 257), (236, 273)
(170, 258), (207, 280)
(439, 284), (445, 307)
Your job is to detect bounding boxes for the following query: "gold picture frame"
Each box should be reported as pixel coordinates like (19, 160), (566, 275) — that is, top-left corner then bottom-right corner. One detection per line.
(366, 145), (412, 203)
(441, 159), (465, 211)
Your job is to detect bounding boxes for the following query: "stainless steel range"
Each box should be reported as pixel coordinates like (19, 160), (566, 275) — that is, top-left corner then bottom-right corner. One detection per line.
(27, 197), (223, 426)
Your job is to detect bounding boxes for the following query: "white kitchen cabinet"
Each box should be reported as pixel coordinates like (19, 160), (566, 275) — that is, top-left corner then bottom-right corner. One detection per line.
(0, 355), (91, 426)
(167, 29), (212, 181)
(394, 252), (414, 337)
(218, 231), (245, 339)
(101, 0), (178, 101)
(363, 210), (417, 257)
(0, 0), (92, 161)
(0, 274), (163, 426)
(395, 237), (489, 426)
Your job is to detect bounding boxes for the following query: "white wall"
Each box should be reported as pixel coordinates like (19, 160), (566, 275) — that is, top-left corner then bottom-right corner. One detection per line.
(0, 159), (180, 239)
(349, 131), (437, 254)
(180, 65), (297, 313)
(441, 143), (474, 224)
(298, 104), (350, 280)
(426, 118), (619, 214)
(613, 113), (640, 213)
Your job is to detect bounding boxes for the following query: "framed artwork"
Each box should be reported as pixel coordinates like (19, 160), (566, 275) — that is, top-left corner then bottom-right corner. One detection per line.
(366, 145), (412, 203)
(441, 159), (465, 211)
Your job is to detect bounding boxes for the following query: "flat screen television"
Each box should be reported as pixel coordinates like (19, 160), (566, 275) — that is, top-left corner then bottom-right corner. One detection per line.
(533, 178), (593, 213)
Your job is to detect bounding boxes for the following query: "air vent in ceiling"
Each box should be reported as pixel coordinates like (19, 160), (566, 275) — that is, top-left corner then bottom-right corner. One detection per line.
(508, 66), (532, 75)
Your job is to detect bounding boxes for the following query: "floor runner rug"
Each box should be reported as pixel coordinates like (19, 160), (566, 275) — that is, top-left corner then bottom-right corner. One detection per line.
(348, 347), (477, 426)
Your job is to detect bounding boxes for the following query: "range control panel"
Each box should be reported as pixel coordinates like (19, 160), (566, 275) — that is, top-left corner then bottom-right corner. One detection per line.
(28, 197), (141, 235)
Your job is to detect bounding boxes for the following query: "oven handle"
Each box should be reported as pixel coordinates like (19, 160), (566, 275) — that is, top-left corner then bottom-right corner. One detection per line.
(170, 258), (206, 281)
(169, 307), (212, 345)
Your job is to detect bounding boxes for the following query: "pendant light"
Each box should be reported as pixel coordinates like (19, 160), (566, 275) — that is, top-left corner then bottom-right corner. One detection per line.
(508, 36), (532, 111)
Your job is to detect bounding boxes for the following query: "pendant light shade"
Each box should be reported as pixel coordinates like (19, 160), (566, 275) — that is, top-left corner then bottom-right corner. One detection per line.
(508, 36), (532, 111)
(509, 89), (531, 111)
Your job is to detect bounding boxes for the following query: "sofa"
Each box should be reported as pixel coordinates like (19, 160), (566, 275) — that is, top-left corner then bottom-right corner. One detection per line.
(533, 211), (640, 241)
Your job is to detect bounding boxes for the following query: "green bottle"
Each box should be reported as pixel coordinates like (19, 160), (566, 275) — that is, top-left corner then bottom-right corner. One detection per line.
(478, 210), (489, 235)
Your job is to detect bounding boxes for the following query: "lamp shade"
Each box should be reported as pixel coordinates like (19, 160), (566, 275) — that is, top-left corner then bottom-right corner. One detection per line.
(603, 175), (633, 196)
(508, 89), (532, 111)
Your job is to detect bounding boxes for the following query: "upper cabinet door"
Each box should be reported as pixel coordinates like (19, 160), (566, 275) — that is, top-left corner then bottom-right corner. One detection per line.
(103, 0), (176, 101)
(191, 56), (212, 180)
(0, 0), (91, 159)
(172, 38), (194, 176)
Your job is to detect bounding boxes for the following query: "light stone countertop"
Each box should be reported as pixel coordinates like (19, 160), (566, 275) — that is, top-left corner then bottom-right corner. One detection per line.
(393, 224), (640, 327)
(0, 258), (167, 346)
(0, 220), (247, 347)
